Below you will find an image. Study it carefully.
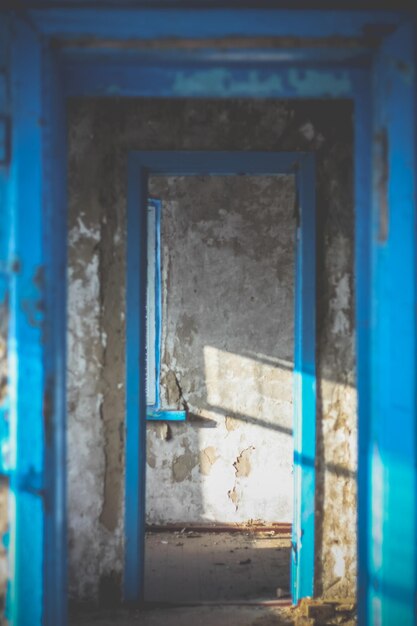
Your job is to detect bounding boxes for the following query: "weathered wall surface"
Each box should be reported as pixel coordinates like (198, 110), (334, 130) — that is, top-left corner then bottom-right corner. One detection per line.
(67, 99), (356, 603)
(147, 174), (295, 523)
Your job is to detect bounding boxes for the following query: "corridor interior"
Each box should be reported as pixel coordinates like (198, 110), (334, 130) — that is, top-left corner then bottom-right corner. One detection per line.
(66, 98), (357, 626)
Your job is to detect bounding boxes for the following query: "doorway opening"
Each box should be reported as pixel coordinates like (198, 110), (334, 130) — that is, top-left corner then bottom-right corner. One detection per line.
(144, 173), (295, 603)
(125, 150), (316, 605)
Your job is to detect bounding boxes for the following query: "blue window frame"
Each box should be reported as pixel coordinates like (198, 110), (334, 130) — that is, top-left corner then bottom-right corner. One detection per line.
(145, 198), (186, 422)
(145, 199), (160, 411)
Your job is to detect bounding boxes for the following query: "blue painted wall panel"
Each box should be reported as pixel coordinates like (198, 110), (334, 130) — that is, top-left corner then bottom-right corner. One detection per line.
(367, 20), (417, 626)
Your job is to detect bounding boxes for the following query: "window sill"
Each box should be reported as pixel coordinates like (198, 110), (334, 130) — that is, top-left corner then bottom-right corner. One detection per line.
(146, 409), (187, 422)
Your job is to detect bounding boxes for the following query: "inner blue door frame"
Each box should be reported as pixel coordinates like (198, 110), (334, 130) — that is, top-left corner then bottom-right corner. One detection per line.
(125, 151), (316, 605)
(0, 7), (416, 626)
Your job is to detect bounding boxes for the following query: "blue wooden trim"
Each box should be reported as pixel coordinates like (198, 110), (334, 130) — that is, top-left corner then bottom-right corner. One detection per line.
(7, 20), (68, 626)
(130, 151), (305, 175)
(154, 200), (161, 412)
(29, 9), (404, 40)
(353, 75), (372, 626)
(125, 161), (148, 605)
(8, 19), (46, 625)
(367, 21), (417, 626)
(292, 154), (316, 603)
(126, 150), (316, 606)
(146, 410), (187, 422)
(41, 42), (68, 626)
(146, 198), (162, 413)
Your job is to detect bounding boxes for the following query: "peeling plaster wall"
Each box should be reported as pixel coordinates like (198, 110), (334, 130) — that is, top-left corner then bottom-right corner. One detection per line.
(146, 174), (295, 523)
(67, 99), (356, 603)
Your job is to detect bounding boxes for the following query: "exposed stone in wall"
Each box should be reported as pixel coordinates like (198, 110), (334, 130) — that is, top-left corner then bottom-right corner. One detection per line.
(67, 109), (124, 601)
(234, 447), (255, 479)
(199, 447), (219, 476)
(67, 99), (355, 603)
(312, 118), (356, 598)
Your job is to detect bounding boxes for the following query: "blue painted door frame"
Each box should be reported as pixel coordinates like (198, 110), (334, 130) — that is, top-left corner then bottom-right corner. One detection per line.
(367, 23), (417, 625)
(0, 6), (416, 626)
(125, 151), (316, 605)
(0, 16), (68, 626)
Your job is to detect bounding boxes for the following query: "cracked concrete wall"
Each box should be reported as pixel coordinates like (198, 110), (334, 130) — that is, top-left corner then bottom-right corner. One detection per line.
(146, 174), (295, 524)
(67, 99), (356, 603)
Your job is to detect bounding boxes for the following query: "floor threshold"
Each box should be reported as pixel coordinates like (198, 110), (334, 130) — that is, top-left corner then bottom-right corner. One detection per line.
(146, 523), (292, 534)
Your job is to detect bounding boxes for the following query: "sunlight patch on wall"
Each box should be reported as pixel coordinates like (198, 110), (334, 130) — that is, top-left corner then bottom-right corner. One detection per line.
(203, 345), (293, 432)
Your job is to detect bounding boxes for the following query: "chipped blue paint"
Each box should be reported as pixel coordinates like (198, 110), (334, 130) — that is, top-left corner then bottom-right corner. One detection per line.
(172, 68), (285, 97)
(8, 20), (46, 625)
(287, 69), (352, 97)
(6, 15), (68, 626)
(64, 59), (361, 99)
(126, 150), (316, 605)
(173, 67), (352, 99)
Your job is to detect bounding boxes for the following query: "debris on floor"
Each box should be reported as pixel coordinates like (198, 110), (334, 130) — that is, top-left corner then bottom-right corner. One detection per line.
(70, 599), (357, 626)
(70, 531), (357, 625)
(290, 597), (356, 626)
(145, 530), (291, 603)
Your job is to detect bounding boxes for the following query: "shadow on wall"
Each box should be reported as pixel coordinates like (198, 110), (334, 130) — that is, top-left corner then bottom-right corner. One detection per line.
(146, 173), (356, 531)
(146, 174), (296, 525)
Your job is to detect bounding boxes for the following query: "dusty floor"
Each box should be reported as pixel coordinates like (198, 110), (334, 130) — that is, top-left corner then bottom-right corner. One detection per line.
(145, 530), (291, 603)
(70, 532), (356, 625)
(70, 602), (356, 626)
(70, 604), (294, 626)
